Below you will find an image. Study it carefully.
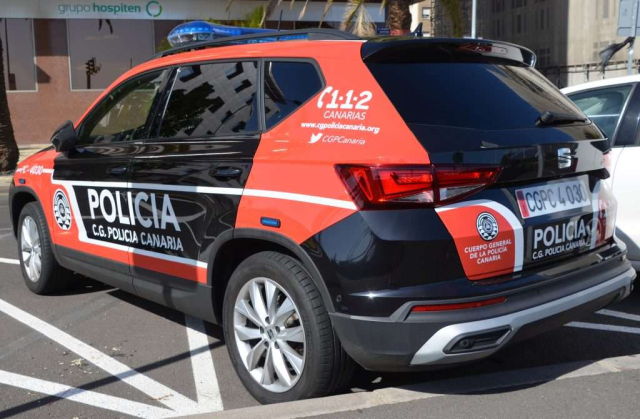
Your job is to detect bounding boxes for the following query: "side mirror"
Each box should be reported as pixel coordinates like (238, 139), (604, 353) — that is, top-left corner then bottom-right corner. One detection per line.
(51, 120), (78, 153)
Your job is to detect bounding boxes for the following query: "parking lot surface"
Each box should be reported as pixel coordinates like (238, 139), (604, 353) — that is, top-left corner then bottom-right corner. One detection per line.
(1, 186), (640, 418)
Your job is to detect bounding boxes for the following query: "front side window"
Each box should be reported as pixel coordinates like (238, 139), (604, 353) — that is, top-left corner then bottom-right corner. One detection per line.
(568, 85), (633, 139)
(78, 70), (166, 145)
(263, 61), (322, 130)
(159, 61), (259, 139)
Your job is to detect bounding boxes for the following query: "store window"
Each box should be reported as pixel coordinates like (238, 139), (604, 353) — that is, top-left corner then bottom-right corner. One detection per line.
(422, 8), (431, 19)
(68, 19), (155, 91)
(159, 62), (260, 138)
(0, 18), (36, 91)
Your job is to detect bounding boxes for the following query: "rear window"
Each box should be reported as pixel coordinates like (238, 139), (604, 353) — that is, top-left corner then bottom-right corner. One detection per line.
(366, 63), (583, 130)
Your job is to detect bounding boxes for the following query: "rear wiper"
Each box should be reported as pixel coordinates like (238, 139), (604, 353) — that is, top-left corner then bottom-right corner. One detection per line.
(535, 111), (588, 127)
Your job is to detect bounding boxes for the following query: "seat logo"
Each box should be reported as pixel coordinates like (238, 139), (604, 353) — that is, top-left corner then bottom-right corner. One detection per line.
(558, 147), (572, 169)
(476, 212), (499, 241)
(53, 189), (72, 231)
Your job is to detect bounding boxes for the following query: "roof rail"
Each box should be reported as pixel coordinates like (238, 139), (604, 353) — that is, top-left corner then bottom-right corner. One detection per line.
(149, 28), (361, 61)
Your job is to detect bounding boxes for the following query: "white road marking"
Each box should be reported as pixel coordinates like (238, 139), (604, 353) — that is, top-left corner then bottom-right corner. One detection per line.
(0, 369), (174, 419)
(566, 321), (640, 335)
(185, 315), (224, 412)
(0, 232), (14, 239)
(0, 298), (200, 413)
(597, 309), (640, 323)
(0, 257), (20, 265)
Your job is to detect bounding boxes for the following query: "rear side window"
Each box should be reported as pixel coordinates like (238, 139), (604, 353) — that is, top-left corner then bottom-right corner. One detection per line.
(263, 61), (323, 129)
(159, 61), (259, 138)
(567, 85), (633, 139)
(366, 63), (583, 130)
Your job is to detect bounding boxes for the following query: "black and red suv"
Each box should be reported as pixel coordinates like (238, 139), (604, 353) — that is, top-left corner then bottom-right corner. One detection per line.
(9, 30), (636, 403)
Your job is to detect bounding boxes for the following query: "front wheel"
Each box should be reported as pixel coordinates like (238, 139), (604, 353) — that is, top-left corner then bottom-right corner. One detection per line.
(223, 251), (354, 404)
(18, 202), (71, 294)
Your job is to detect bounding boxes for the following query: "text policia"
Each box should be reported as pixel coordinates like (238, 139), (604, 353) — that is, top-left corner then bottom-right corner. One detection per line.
(87, 188), (184, 252)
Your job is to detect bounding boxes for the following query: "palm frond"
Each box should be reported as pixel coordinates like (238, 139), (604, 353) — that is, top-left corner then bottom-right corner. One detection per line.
(299, 0), (311, 20)
(319, 0), (335, 26)
(260, 0), (282, 28)
(341, 0), (373, 36)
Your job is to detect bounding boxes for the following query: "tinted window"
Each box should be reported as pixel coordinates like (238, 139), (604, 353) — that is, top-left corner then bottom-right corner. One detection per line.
(366, 63), (583, 130)
(78, 70), (166, 145)
(160, 62), (259, 138)
(264, 61), (322, 129)
(568, 85), (633, 139)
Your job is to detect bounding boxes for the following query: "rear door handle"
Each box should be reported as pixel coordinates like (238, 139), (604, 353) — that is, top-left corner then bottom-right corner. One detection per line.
(108, 166), (129, 176)
(211, 167), (242, 179)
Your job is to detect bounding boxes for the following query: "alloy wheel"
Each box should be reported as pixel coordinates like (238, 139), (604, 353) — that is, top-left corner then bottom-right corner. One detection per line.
(233, 277), (306, 393)
(21, 216), (42, 282)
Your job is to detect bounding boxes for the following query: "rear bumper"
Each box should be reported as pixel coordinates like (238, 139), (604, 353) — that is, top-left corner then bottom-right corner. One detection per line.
(331, 264), (636, 372)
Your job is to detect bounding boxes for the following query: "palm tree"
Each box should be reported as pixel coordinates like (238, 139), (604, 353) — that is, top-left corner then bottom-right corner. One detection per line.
(440, 0), (463, 37)
(225, 0), (416, 35)
(0, 19), (19, 174)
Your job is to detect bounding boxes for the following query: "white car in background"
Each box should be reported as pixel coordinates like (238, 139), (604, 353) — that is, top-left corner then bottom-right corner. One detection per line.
(563, 76), (640, 270)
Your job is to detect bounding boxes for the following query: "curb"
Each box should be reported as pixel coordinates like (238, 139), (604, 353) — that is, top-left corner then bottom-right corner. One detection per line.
(182, 354), (640, 419)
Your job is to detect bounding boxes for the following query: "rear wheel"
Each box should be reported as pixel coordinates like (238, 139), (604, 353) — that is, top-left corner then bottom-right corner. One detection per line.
(223, 251), (354, 404)
(18, 202), (71, 294)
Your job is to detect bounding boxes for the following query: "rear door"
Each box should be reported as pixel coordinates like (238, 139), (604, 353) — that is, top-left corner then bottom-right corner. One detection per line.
(52, 69), (168, 293)
(128, 61), (260, 317)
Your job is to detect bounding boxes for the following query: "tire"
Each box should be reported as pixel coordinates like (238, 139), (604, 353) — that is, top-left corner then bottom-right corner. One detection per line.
(223, 251), (355, 404)
(17, 202), (72, 294)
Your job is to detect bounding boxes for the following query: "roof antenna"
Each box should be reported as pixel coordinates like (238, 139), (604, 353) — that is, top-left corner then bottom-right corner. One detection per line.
(411, 22), (423, 37)
(277, 10), (283, 31)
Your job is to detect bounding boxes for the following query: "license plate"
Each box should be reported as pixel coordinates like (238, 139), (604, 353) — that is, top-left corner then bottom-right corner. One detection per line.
(515, 180), (590, 219)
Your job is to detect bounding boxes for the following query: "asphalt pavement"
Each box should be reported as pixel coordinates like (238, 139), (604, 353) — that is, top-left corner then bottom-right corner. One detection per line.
(1, 184), (640, 418)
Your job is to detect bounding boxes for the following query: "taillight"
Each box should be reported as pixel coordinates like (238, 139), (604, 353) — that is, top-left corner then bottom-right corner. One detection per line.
(411, 296), (506, 312)
(336, 164), (501, 209)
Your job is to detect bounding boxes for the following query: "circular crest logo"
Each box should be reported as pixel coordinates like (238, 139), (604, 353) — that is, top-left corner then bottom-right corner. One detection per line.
(476, 212), (499, 241)
(146, 1), (163, 17)
(53, 189), (72, 231)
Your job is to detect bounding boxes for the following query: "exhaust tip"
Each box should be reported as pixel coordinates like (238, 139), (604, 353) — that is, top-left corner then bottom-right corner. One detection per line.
(445, 326), (512, 354)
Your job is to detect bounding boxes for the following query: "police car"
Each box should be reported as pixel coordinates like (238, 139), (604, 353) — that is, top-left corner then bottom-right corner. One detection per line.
(9, 29), (636, 404)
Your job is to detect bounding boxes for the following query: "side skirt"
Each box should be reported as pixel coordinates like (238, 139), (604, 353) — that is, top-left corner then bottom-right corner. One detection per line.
(56, 246), (216, 324)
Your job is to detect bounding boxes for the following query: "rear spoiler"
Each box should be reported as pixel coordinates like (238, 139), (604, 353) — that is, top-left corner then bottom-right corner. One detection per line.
(361, 38), (536, 67)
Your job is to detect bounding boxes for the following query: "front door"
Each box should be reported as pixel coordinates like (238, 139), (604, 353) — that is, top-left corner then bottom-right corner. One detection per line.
(51, 69), (169, 293)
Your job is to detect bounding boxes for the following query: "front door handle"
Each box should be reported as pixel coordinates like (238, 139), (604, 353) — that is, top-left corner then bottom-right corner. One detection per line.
(108, 166), (129, 176)
(211, 167), (242, 180)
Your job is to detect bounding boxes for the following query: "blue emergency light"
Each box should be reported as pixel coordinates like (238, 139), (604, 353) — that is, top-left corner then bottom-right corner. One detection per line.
(168, 21), (276, 47)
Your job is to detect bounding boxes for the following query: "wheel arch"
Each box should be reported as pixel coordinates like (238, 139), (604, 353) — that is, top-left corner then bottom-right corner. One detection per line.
(10, 186), (40, 237)
(208, 228), (335, 324)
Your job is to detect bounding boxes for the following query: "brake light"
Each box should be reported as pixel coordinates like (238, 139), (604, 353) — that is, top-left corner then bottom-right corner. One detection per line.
(411, 296), (506, 312)
(336, 165), (501, 208)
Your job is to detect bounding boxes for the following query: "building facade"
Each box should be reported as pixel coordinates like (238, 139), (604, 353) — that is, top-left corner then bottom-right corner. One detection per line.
(432, 0), (633, 88)
(410, 0), (434, 36)
(1, 0), (385, 144)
